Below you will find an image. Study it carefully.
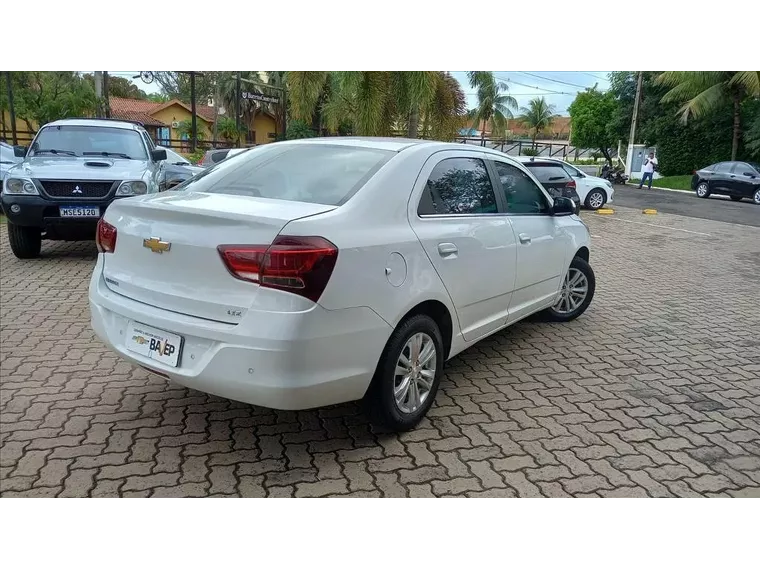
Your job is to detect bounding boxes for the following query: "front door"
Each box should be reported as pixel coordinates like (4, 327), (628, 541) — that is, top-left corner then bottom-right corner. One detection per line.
(710, 162), (733, 195)
(409, 151), (517, 342)
(729, 162), (758, 198)
(490, 159), (569, 323)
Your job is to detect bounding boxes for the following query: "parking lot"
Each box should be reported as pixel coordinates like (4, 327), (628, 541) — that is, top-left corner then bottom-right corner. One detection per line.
(1, 204), (759, 498)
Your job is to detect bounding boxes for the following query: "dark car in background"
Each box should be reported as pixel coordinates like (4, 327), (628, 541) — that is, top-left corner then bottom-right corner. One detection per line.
(692, 161), (760, 204)
(519, 159), (582, 213)
(198, 147), (254, 168)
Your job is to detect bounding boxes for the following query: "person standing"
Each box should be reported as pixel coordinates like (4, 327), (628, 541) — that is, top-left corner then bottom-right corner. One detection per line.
(638, 152), (657, 189)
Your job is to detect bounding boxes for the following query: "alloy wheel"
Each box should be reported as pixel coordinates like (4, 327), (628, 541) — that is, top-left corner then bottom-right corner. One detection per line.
(754, 188), (760, 204)
(393, 332), (436, 414)
(552, 268), (589, 315)
(589, 191), (605, 209)
(696, 183), (708, 197)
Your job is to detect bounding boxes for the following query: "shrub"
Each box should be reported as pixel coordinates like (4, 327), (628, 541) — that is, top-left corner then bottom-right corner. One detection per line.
(286, 120), (316, 140)
(521, 147), (539, 156)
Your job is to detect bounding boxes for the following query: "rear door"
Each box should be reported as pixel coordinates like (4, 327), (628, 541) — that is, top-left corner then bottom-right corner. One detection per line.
(710, 162), (733, 194)
(409, 151), (517, 342)
(490, 159), (569, 323)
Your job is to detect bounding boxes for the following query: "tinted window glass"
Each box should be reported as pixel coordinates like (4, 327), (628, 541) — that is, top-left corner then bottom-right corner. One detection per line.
(493, 161), (550, 215)
(713, 162), (732, 173)
(417, 157), (498, 215)
(212, 151), (230, 163)
(30, 126), (148, 160)
(732, 162), (757, 175)
(178, 144), (393, 206)
(524, 164), (569, 184)
(141, 131), (155, 151)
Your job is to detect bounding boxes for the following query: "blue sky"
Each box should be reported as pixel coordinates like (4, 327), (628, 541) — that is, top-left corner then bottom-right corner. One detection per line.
(120, 71), (611, 116)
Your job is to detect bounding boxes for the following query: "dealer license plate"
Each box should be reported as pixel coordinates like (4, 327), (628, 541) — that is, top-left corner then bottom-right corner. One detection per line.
(59, 206), (100, 217)
(126, 321), (183, 368)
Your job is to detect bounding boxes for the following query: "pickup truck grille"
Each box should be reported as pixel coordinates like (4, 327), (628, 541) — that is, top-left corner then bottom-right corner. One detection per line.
(39, 180), (116, 198)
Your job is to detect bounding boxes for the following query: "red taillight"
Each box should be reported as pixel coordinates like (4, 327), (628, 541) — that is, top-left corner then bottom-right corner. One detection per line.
(218, 236), (338, 302)
(96, 219), (117, 253)
(567, 179), (576, 189)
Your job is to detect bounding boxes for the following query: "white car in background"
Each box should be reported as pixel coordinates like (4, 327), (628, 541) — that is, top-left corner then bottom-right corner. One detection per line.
(89, 138), (595, 431)
(516, 156), (614, 210)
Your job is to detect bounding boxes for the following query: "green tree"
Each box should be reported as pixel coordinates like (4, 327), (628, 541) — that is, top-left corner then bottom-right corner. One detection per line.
(150, 72), (218, 104)
(568, 88), (619, 165)
(286, 119), (316, 139)
(285, 71), (466, 140)
(0, 72), (98, 131)
(81, 74), (148, 99)
(466, 71), (518, 143)
(517, 96), (557, 145)
(216, 116), (244, 143)
(656, 71), (760, 160)
(175, 119), (204, 143)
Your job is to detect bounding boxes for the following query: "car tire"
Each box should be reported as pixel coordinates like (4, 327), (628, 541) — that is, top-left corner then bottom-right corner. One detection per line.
(364, 313), (444, 432)
(541, 256), (596, 323)
(754, 188), (760, 205)
(585, 189), (606, 210)
(695, 182), (711, 198)
(730, 196), (743, 202)
(7, 222), (42, 259)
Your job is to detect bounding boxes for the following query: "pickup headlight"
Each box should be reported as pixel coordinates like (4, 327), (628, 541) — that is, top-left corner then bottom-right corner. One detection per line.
(116, 181), (148, 196)
(3, 178), (39, 195)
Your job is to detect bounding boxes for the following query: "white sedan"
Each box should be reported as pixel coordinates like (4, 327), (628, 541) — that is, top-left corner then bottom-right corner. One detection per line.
(89, 138), (595, 431)
(515, 156), (615, 210)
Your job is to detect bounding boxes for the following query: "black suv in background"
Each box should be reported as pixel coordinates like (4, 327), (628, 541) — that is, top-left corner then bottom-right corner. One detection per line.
(520, 159), (581, 213)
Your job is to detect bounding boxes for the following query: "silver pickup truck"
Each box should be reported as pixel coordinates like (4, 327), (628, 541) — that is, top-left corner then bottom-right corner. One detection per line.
(1, 118), (201, 259)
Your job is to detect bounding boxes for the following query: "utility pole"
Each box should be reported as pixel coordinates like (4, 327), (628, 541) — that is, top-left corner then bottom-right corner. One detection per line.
(103, 72), (111, 118)
(94, 71), (104, 118)
(626, 71), (643, 175)
(235, 72), (242, 148)
(5, 71), (17, 145)
(190, 71), (197, 152)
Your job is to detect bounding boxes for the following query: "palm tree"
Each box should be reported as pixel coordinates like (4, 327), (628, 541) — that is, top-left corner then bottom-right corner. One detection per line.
(285, 71), (466, 140)
(517, 96), (557, 146)
(656, 71), (760, 160)
(466, 71), (518, 144)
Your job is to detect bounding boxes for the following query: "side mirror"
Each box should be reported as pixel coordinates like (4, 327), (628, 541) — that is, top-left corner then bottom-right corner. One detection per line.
(151, 148), (167, 162)
(14, 145), (27, 158)
(552, 196), (576, 216)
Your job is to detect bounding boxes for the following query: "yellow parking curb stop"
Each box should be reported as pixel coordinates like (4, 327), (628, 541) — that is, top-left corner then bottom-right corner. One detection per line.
(596, 208), (614, 215)
(642, 209), (657, 215)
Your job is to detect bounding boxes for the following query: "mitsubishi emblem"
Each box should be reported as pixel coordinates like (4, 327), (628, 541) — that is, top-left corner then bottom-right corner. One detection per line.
(72, 185), (83, 194)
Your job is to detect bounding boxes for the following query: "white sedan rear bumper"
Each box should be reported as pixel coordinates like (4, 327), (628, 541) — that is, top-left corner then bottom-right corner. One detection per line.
(89, 257), (392, 410)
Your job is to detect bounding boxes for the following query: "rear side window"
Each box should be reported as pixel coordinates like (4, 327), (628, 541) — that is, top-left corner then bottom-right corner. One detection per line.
(180, 144), (393, 206)
(417, 157), (498, 215)
(713, 162), (731, 173)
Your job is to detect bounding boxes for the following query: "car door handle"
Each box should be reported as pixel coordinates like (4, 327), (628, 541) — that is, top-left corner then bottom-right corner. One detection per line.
(518, 233), (532, 244)
(437, 243), (458, 257)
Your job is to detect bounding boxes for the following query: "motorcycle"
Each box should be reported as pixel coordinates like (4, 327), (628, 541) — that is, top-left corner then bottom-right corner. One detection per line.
(601, 164), (628, 185)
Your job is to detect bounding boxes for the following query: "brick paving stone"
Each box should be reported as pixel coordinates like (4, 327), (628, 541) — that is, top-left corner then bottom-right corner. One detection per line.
(2, 210), (760, 498)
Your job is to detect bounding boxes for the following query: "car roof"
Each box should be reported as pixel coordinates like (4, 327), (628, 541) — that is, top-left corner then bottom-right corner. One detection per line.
(513, 156), (565, 164)
(42, 118), (143, 131)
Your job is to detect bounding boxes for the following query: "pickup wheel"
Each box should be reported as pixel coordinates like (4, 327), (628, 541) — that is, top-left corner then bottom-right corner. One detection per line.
(7, 222), (42, 259)
(365, 314), (444, 432)
(542, 256), (595, 322)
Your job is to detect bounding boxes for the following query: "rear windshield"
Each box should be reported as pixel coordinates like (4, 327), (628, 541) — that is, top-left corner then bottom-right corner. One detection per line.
(178, 144), (394, 206)
(524, 164), (569, 183)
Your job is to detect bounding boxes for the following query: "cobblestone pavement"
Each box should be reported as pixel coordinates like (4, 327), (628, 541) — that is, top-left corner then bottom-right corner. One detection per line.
(1, 208), (759, 498)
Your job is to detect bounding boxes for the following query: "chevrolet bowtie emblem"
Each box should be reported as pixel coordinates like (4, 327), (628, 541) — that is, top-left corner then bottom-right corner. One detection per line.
(143, 237), (171, 254)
